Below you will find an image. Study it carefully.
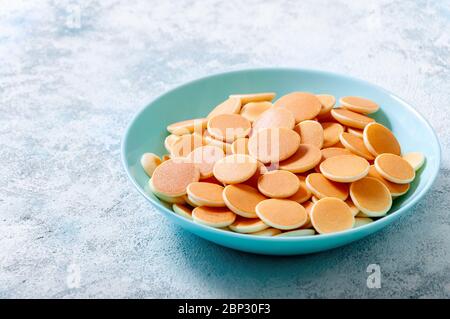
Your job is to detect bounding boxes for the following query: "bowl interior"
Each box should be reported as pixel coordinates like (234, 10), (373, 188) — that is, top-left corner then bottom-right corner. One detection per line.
(122, 68), (440, 254)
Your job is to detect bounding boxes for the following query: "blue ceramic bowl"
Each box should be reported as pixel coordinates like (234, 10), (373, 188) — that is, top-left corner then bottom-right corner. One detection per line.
(121, 68), (440, 255)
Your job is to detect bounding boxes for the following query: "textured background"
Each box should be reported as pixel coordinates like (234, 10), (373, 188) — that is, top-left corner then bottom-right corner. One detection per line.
(1, 0), (449, 298)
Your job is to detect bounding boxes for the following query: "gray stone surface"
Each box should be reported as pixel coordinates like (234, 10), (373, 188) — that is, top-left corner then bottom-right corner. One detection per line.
(0, 0), (449, 298)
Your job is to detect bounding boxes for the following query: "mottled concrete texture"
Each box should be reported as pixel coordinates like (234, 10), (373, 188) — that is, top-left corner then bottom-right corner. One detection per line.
(0, 0), (449, 298)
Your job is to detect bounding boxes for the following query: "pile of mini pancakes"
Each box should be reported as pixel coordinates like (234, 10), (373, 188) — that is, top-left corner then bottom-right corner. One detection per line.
(141, 92), (425, 237)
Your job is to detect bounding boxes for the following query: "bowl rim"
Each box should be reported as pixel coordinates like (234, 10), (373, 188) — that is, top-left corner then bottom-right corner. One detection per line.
(121, 67), (441, 242)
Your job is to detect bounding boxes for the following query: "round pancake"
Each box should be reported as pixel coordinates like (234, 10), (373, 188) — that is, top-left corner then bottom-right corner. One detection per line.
(279, 144), (322, 173)
(320, 154), (370, 182)
(331, 108), (375, 129)
(186, 182), (225, 207)
(363, 122), (401, 156)
(350, 177), (392, 217)
(305, 173), (349, 201)
(257, 170), (300, 198)
(229, 216), (269, 234)
(151, 159), (200, 197)
(274, 92), (322, 123)
(213, 154), (258, 184)
(192, 206), (236, 228)
(223, 184), (267, 218)
(374, 153), (415, 184)
(340, 96), (379, 114)
(294, 120), (324, 149)
(310, 197), (354, 234)
(256, 199), (308, 230)
(207, 113), (251, 143)
(252, 107), (296, 132)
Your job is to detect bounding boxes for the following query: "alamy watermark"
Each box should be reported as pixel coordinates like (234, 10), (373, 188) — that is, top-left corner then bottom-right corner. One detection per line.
(66, 263), (81, 289)
(65, 4), (81, 29)
(366, 264), (381, 289)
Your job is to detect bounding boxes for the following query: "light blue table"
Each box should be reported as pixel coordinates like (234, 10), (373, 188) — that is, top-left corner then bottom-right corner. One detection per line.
(0, 0), (449, 298)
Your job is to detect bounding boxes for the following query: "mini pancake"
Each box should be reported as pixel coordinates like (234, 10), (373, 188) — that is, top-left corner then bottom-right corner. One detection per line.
(207, 113), (251, 143)
(248, 127), (300, 164)
(151, 159), (200, 197)
(350, 177), (392, 217)
(252, 228), (282, 236)
(347, 127), (364, 138)
(229, 92), (276, 104)
(164, 134), (181, 153)
(363, 122), (401, 156)
(315, 147), (352, 172)
(300, 200), (314, 228)
(172, 203), (193, 220)
(192, 206), (236, 228)
(279, 144), (322, 173)
(310, 197), (354, 234)
(331, 108), (375, 129)
(252, 107), (296, 132)
(305, 173), (349, 201)
(167, 118), (208, 135)
(187, 145), (225, 179)
(276, 229), (316, 237)
(353, 217), (374, 228)
(345, 198), (360, 216)
(256, 199), (308, 230)
(240, 101), (273, 122)
(339, 132), (375, 160)
(231, 137), (249, 155)
(321, 122), (345, 148)
(213, 154), (258, 184)
(320, 154), (370, 183)
(228, 216), (269, 233)
(375, 153), (415, 184)
(257, 170), (300, 198)
(316, 94), (336, 115)
(243, 161), (269, 188)
(367, 165), (410, 197)
(294, 120), (324, 149)
(403, 152), (425, 171)
(340, 96), (379, 114)
(183, 194), (199, 207)
(186, 194), (211, 207)
(287, 175), (311, 204)
(223, 184), (267, 218)
(274, 92), (322, 123)
(149, 179), (186, 204)
(204, 131), (232, 154)
(170, 133), (204, 157)
(140, 153), (162, 177)
(207, 97), (241, 119)
(186, 182), (225, 207)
